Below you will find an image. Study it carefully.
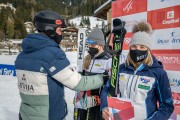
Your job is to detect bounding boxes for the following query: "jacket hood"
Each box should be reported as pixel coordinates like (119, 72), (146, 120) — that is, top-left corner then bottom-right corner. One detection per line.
(22, 33), (58, 53)
(146, 55), (163, 70)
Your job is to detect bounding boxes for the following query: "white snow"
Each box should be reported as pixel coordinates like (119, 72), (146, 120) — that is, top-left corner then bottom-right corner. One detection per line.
(69, 16), (107, 29)
(0, 52), (78, 120)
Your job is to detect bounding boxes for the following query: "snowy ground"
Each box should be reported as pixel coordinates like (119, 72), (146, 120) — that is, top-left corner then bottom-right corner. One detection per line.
(0, 52), (77, 120)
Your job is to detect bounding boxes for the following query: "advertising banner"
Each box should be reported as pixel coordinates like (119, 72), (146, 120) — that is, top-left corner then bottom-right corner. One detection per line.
(166, 70), (180, 119)
(147, 0), (180, 11)
(112, 0), (147, 18)
(115, 12), (147, 33)
(0, 64), (16, 76)
(148, 5), (180, 30)
(152, 50), (180, 71)
(123, 32), (132, 50)
(111, 0), (180, 119)
(151, 28), (180, 50)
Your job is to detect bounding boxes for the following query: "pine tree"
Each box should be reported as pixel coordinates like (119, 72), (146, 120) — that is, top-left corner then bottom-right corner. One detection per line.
(14, 18), (27, 39)
(7, 17), (14, 39)
(0, 0), (108, 39)
(0, 30), (5, 42)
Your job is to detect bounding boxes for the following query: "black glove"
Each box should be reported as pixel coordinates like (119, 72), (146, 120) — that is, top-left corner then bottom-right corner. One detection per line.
(102, 70), (109, 85)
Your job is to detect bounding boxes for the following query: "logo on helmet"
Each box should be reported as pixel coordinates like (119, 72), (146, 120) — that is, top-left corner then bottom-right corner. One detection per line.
(55, 20), (62, 25)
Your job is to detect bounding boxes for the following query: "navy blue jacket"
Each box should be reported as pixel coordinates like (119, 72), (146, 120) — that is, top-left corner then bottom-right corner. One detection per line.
(100, 56), (174, 120)
(15, 33), (104, 120)
(15, 33), (70, 120)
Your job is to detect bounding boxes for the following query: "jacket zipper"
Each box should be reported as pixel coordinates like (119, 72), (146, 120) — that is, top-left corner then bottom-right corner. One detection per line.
(128, 70), (137, 98)
(133, 75), (139, 92)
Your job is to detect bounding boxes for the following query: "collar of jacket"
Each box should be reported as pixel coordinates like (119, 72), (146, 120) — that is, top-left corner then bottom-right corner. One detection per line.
(94, 51), (106, 59)
(126, 63), (147, 72)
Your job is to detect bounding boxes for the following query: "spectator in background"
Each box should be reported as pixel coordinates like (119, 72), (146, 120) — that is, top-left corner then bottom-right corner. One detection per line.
(74, 28), (111, 120)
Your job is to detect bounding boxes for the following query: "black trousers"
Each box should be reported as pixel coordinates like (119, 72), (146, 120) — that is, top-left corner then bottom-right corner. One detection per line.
(77, 106), (103, 120)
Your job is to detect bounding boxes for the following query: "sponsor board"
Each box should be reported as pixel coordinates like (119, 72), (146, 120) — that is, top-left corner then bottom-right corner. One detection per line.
(112, 0), (147, 18)
(123, 32), (133, 50)
(168, 69), (180, 120)
(171, 92), (180, 119)
(166, 70), (180, 91)
(151, 28), (180, 50)
(171, 92), (180, 108)
(0, 64), (16, 76)
(152, 50), (180, 71)
(113, 12), (147, 33)
(147, 5), (180, 30)
(147, 0), (180, 11)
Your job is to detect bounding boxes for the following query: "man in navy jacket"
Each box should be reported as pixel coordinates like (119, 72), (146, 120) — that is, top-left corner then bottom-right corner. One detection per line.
(15, 10), (104, 120)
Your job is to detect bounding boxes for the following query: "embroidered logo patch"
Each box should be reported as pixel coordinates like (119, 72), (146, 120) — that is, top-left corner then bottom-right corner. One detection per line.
(95, 64), (101, 67)
(138, 84), (150, 90)
(49, 66), (56, 72)
(140, 77), (150, 84)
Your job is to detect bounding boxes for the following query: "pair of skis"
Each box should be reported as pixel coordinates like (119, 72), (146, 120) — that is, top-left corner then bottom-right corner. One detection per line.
(105, 18), (126, 97)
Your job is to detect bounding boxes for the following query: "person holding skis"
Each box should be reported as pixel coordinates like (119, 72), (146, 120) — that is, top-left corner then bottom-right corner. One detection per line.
(15, 10), (105, 120)
(74, 27), (112, 120)
(101, 21), (174, 120)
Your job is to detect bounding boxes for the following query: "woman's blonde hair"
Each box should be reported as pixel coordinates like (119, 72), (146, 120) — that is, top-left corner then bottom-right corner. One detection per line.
(126, 49), (153, 69)
(83, 54), (92, 70)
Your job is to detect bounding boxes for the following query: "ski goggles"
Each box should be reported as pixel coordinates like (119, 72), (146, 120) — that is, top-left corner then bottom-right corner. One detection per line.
(86, 39), (97, 44)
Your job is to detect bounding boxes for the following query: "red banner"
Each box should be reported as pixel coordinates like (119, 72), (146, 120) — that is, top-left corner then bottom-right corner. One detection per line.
(147, 5), (180, 30)
(152, 50), (180, 71)
(172, 92), (180, 114)
(112, 0), (147, 18)
(123, 32), (133, 50)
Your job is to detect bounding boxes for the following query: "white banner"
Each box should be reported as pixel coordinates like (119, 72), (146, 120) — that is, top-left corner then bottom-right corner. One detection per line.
(115, 12), (147, 33)
(151, 28), (180, 50)
(147, 0), (180, 11)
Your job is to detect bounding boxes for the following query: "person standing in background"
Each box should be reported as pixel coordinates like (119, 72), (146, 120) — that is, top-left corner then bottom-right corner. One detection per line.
(74, 28), (111, 120)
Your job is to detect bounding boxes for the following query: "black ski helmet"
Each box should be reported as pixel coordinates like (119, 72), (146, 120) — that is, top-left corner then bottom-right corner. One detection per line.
(34, 10), (67, 43)
(34, 10), (66, 32)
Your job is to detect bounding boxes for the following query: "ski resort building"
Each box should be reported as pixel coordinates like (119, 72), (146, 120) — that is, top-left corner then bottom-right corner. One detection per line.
(61, 26), (78, 51)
